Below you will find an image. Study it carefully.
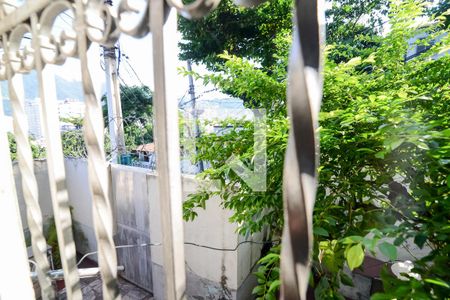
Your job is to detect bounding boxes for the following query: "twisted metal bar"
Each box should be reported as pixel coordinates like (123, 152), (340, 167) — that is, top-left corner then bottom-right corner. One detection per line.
(281, 0), (324, 299)
(1, 34), (55, 299)
(29, 12), (82, 299)
(0, 85), (35, 299)
(233, 0), (267, 8)
(74, 0), (120, 298)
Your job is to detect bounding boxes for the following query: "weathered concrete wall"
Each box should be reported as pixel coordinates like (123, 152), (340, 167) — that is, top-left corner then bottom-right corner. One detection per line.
(15, 159), (434, 300)
(14, 159), (97, 253)
(111, 164), (262, 300)
(14, 160), (53, 240)
(15, 160), (262, 299)
(64, 158), (97, 255)
(111, 165), (153, 292)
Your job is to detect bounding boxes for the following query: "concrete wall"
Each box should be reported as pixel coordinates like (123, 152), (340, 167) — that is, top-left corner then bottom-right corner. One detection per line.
(15, 159), (435, 299)
(14, 159), (97, 252)
(64, 158), (97, 254)
(15, 160), (261, 299)
(14, 160), (53, 244)
(111, 164), (262, 300)
(111, 165), (153, 292)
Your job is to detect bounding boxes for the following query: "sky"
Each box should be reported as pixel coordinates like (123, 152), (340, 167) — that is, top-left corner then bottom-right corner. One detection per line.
(10, 0), (439, 103)
(51, 3), (224, 104)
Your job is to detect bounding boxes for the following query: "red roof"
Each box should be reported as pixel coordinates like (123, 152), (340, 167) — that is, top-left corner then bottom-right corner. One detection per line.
(136, 143), (155, 152)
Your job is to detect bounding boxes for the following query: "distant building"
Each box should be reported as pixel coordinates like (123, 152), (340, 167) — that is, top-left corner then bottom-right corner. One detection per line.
(134, 143), (155, 162)
(60, 121), (78, 132)
(132, 143), (156, 169)
(24, 98), (43, 140)
(58, 99), (85, 119)
(406, 31), (449, 61)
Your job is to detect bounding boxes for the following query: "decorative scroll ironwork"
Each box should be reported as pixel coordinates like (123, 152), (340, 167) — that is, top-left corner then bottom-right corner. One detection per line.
(0, 0), (323, 299)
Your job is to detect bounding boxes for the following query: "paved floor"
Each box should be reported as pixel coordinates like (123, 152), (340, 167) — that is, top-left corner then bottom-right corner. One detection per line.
(57, 255), (153, 299)
(58, 276), (153, 300)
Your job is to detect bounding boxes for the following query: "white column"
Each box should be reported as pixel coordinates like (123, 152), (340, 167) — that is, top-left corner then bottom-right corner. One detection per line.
(0, 81), (35, 300)
(150, 0), (186, 298)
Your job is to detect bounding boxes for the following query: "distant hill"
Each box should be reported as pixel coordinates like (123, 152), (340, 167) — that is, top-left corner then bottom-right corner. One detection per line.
(1, 70), (84, 102)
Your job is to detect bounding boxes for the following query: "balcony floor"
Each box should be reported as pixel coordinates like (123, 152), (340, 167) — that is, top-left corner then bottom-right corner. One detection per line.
(56, 255), (153, 300)
(57, 275), (153, 300)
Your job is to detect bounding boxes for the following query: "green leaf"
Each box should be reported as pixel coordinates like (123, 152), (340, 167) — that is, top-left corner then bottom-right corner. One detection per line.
(393, 236), (406, 246)
(371, 293), (395, 300)
(424, 278), (450, 289)
(268, 279), (281, 293)
(314, 277), (331, 299)
(313, 226), (329, 237)
(255, 271), (266, 281)
(414, 233), (427, 249)
(341, 235), (363, 244)
(388, 138), (405, 150)
(442, 128), (450, 137)
(356, 148), (376, 153)
(252, 285), (264, 295)
(415, 142), (430, 150)
(340, 272), (354, 286)
(346, 243), (365, 270)
(378, 242), (397, 261)
(375, 151), (386, 159)
(362, 237), (379, 253)
(258, 253), (279, 264)
(265, 293), (276, 300)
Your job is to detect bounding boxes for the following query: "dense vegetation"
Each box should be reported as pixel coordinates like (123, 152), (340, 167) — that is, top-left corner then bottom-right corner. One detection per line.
(182, 0), (450, 298)
(178, 0), (389, 69)
(60, 85), (153, 158)
(7, 132), (46, 161)
(101, 85), (154, 148)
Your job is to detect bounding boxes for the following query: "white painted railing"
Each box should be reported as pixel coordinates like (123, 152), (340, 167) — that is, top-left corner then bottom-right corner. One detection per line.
(0, 1), (324, 299)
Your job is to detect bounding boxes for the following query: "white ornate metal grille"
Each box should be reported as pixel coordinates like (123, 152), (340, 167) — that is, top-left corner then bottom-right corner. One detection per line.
(0, 0), (324, 299)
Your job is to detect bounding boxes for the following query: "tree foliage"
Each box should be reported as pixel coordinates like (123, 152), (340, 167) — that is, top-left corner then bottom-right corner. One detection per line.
(429, 0), (450, 27)
(61, 124), (113, 159)
(8, 132), (46, 161)
(183, 0), (450, 298)
(102, 85), (154, 148)
(325, 0), (389, 62)
(179, 0), (390, 68)
(178, 0), (292, 69)
(62, 85), (154, 158)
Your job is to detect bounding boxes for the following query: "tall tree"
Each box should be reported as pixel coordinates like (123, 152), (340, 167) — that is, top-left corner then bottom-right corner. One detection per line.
(178, 0), (292, 69)
(429, 0), (450, 26)
(326, 0), (388, 62)
(102, 85), (154, 148)
(178, 0), (389, 67)
(183, 0), (450, 298)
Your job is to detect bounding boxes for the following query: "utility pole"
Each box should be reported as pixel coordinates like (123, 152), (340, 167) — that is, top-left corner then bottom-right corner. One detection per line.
(187, 60), (204, 172)
(104, 0), (126, 162)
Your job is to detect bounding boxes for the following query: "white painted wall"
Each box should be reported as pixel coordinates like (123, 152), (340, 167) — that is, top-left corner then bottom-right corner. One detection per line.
(15, 160), (261, 298)
(14, 160), (53, 239)
(14, 159), (97, 252)
(111, 164), (262, 299)
(16, 158), (435, 298)
(64, 158), (97, 254)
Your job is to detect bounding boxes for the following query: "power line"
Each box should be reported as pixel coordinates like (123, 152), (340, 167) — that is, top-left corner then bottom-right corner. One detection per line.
(120, 51), (145, 86)
(76, 239), (279, 267)
(59, 14), (73, 28)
